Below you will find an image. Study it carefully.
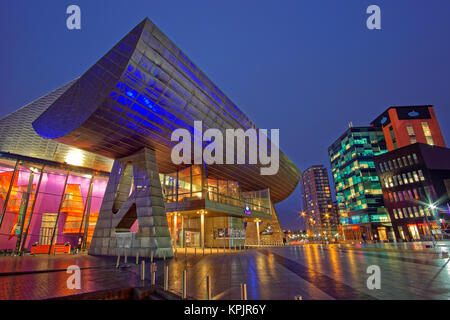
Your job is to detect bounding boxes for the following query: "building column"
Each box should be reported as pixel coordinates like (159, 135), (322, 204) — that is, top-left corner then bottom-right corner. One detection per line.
(0, 160), (19, 228)
(20, 165), (45, 254)
(88, 148), (173, 258)
(173, 214), (178, 249)
(14, 170), (35, 254)
(256, 220), (260, 246)
(180, 216), (184, 248)
(80, 176), (95, 251)
(201, 213), (205, 249)
(48, 169), (70, 254)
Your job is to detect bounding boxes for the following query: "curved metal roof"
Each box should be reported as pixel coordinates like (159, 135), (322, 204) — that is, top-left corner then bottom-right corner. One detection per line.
(32, 18), (301, 203)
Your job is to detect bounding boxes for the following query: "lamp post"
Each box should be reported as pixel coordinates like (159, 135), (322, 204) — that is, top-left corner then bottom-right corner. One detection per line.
(424, 203), (439, 247)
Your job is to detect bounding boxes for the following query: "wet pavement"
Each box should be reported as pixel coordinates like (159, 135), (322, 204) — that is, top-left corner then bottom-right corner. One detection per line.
(0, 244), (449, 300)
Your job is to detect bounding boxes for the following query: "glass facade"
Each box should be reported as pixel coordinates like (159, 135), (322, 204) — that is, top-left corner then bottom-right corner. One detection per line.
(328, 127), (390, 240)
(0, 154), (108, 253)
(161, 165), (271, 215)
(0, 154), (273, 254)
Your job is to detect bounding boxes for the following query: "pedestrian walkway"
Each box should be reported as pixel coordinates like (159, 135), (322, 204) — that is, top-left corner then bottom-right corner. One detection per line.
(0, 245), (448, 300)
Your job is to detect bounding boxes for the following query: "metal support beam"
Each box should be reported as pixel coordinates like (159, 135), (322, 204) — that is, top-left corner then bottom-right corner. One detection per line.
(48, 170), (70, 254)
(20, 165), (45, 254)
(201, 213), (205, 249)
(0, 160), (19, 228)
(80, 176), (95, 251)
(14, 170), (34, 254)
(256, 220), (260, 246)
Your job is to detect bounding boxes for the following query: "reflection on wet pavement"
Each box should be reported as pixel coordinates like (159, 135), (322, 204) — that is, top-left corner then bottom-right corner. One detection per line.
(0, 245), (449, 300)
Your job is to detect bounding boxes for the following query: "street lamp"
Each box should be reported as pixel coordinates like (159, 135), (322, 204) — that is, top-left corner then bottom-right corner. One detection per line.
(424, 202), (440, 246)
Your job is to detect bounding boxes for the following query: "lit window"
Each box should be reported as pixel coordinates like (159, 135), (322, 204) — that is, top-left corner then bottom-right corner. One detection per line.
(413, 207), (419, 217)
(389, 126), (398, 149)
(403, 191), (409, 200)
(402, 156), (408, 167)
(419, 207), (425, 216)
(398, 158), (403, 168)
(412, 153), (419, 164)
(413, 171), (419, 182)
(402, 208), (408, 218)
(407, 155), (414, 166)
(421, 122), (434, 146)
(406, 125), (417, 144)
(418, 170), (425, 181)
(407, 172), (414, 183)
(402, 173), (408, 184)
(407, 207), (414, 218)
(397, 175), (403, 185)
(393, 209), (398, 219)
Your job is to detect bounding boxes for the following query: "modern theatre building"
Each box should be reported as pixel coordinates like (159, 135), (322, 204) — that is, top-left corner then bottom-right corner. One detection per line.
(0, 18), (301, 258)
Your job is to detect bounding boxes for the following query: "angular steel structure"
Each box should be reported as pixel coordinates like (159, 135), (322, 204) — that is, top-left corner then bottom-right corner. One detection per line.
(32, 18), (300, 203)
(24, 18), (301, 257)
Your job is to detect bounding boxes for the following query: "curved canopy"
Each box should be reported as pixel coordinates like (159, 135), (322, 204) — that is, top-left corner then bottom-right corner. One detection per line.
(33, 18), (301, 203)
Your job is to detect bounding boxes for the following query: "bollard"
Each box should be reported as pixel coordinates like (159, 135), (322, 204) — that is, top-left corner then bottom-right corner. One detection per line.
(124, 249), (128, 264)
(295, 296), (303, 300)
(151, 263), (157, 285)
(240, 283), (247, 300)
(239, 243), (242, 251)
(182, 269), (187, 299)
(116, 254), (121, 268)
(164, 265), (169, 291)
(141, 260), (145, 281)
(136, 252), (139, 265)
(150, 251), (154, 263)
(163, 250), (166, 261)
(206, 275), (212, 300)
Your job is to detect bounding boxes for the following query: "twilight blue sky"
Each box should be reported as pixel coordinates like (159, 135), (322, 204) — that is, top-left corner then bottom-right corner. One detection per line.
(1, 0), (449, 230)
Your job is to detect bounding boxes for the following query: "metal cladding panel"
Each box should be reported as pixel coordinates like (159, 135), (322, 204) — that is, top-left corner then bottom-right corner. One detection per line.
(32, 18), (301, 203)
(0, 80), (112, 172)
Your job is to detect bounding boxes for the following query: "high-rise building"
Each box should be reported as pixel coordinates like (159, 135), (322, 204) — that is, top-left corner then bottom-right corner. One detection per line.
(375, 143), (450, 241)
(328, 126), (393, 241)
(301, 165), (339, 239)
(371, 105), (446, 151)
